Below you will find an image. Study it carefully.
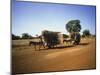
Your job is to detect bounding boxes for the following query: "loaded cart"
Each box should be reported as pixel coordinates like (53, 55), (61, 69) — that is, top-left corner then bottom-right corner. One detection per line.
(42, 30), (63, 48)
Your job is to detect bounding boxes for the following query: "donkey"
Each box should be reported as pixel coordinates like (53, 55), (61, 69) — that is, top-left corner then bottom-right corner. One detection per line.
(63, 38), (74, 46)
(29, 36), (45, 50)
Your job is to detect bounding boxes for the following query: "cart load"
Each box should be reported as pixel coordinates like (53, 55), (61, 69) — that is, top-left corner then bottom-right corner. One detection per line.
(42, 30), (62, 48)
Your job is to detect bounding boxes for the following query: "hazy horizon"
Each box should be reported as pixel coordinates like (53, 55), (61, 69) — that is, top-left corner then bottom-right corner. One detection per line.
(12, 0), (96, 37)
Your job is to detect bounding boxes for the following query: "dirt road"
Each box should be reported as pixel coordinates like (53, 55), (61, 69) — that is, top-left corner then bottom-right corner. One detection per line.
(12, 38), (96, 74)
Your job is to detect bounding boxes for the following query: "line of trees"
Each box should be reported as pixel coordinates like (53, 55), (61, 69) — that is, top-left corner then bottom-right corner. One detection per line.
(12, 30), (94, 40)
(12, 33), (34, 40)
(12, 20), (95, 40)
(12, 34), (20, 40)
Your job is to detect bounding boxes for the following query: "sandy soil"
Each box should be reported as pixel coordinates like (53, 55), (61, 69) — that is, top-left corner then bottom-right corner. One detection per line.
(12, 38), (96, 74)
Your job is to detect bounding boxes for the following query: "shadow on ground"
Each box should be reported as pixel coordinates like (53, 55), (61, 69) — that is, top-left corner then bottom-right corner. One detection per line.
(79, 42), (90, 45)
(38, 42), (90, 51)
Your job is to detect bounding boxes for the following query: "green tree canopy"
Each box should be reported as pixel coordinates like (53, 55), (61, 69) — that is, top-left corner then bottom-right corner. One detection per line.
(83, 29), (91, 37)
(66, 20), (81, 33)
(22, 33), (33, 39)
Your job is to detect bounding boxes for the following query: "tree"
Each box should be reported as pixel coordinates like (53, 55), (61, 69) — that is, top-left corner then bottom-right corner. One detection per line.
(83, 29), (91, 37)
(22, 33), (33, 39)
(66, 20), (81, 33)
(12, 34), (20, 40)
(65, 20), (82, 44)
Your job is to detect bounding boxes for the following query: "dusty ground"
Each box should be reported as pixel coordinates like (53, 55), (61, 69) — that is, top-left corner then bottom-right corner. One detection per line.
(12, 38), (96, 74)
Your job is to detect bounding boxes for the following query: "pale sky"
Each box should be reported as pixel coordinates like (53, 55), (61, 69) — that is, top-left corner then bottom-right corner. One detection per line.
(12, 0), (96, 36)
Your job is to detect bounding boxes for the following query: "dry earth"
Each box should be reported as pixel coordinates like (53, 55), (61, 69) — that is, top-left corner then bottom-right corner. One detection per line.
(12, 38), (96, 74)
